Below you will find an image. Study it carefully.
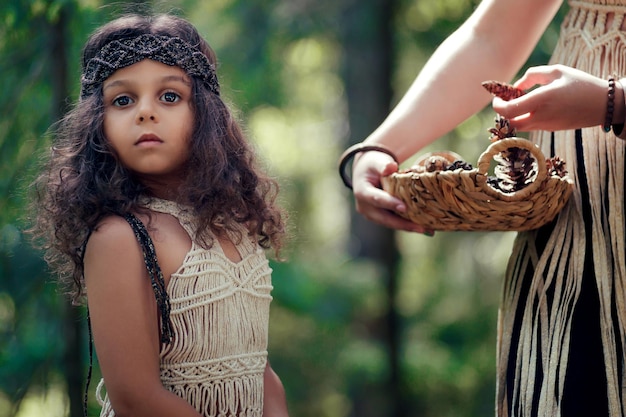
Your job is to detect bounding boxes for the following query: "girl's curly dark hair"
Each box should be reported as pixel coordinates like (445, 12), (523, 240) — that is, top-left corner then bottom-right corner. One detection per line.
(30, 14), (286, 304)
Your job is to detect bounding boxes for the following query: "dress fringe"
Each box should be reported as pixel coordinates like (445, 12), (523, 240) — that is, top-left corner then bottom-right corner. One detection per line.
(497, 2), (626, 416)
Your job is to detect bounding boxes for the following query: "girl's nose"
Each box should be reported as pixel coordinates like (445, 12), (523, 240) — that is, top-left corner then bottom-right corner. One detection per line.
(136, 101), (158, 123)
(137, 114), (156, 122)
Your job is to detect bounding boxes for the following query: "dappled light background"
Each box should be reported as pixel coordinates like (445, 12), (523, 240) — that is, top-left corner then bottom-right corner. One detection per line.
(0, 0), (565, 416)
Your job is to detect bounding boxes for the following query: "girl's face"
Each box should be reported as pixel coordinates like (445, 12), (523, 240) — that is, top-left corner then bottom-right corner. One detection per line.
(102, 59), (194, 190)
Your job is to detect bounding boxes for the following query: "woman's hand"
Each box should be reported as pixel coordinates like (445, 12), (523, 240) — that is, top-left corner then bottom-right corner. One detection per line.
(352, 150), (434, 235)
(492, 64), (613, 132)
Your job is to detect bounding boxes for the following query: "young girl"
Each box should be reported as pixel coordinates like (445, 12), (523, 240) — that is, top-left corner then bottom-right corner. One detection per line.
(31, 14), (289, 417)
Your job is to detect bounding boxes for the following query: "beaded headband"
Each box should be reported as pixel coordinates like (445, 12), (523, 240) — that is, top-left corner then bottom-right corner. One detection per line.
(80, 34), (220, 99)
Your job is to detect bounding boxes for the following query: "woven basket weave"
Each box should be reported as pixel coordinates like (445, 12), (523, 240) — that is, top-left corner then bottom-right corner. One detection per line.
(381, 137), (574, 231)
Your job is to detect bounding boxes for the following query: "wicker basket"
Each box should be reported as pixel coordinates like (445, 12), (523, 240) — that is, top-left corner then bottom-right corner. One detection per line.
(381, 137), (574, 232)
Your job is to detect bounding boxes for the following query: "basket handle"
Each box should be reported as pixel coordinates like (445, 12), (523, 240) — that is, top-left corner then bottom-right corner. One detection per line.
(476, 137), (548, 202)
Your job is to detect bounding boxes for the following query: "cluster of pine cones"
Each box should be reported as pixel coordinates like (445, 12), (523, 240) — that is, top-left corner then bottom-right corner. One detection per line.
(482, 81), (534, 192)
(407, 80), (568, 193)
(482, 81), (568, 192)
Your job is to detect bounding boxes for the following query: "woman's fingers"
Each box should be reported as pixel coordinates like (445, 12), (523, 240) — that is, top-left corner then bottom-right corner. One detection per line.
(352, 153), (434, 235)
(514, 64), (562, 90)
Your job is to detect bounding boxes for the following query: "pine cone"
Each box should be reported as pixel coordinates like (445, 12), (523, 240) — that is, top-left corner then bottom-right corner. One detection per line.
(546, 156), (568, 178)
(446, 160), (473, 171)
(493, 147), (536, 192)
(424, 155), (450, 172)
(489, 115), (517, 141)
(482, 80), (525, 101)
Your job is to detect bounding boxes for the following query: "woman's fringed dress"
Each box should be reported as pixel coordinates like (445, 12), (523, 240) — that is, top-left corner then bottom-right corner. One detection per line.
(497, 1), (626, 416)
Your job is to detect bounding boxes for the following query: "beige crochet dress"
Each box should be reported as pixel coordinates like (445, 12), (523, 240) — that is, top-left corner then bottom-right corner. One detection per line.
(498, 1), (626, 416)
(96, 199), (273, 417)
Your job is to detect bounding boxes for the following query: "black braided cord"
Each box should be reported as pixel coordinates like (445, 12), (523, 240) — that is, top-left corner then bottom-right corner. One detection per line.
(123, 213), (173, 344)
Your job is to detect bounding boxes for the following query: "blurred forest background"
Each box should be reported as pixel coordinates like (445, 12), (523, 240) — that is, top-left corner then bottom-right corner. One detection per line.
(0, 0), (566, 416)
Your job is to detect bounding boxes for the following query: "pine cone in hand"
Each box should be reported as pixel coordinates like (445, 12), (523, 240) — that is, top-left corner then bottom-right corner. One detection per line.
(482, 80), (525, 101)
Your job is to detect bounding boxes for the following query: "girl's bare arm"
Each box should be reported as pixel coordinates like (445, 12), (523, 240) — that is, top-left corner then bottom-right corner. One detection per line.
(84, 216), (202, 417)
(263, 362), (289, 417)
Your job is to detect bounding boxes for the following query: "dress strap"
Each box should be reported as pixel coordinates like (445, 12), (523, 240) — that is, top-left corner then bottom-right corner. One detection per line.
(123, 212), (173, 344)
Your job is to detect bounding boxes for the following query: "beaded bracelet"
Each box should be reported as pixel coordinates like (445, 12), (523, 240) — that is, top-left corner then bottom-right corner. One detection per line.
(613, 78), (626, 139)
(603, 77), (616, 133)
(338, 143), (399, 190)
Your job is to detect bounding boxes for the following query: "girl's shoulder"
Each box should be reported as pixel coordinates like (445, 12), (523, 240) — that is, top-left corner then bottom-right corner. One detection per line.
(85, 214), (143, 269)
(86, 211), (191, 284)
(92, 214), (134, 236)
(83, 215), (149, 305)
(88, 211), (161, 244)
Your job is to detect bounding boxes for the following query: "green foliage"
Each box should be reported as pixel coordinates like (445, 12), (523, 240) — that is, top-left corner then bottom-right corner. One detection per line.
(394, 230), (515, 416)
(269, 257), (391, 417)
(0, 2), (101, 416)
(0, 224), (65, 414)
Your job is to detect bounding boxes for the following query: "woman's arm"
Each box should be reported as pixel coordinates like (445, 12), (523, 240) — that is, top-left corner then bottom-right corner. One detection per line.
(350, 0), (564, 232)
(84, 216), (202, 417)
(365, 0), (564, 159)
(263, 362), (289, 417)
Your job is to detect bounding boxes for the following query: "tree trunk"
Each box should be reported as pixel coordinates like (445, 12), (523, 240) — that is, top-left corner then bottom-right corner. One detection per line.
(49, 6), (85, 417)
(338, 1), (405, 416)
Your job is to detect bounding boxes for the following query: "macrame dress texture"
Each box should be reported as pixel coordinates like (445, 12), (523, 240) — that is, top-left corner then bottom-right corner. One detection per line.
(497, 1), (626, 416)
(96, 199), (273, 417)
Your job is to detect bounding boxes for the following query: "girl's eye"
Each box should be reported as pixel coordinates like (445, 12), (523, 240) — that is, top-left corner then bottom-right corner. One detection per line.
(112, 96), (133, 107)
(161, 91), (180, 103)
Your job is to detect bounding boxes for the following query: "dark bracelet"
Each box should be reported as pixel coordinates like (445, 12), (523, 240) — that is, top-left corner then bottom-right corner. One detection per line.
(613, 78), (626, 139)
(338, 143), (399, 190)
(603, 77), (616, 133)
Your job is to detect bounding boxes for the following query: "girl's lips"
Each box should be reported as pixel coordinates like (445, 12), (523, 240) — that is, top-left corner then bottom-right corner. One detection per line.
(135, 133), (163, 145)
